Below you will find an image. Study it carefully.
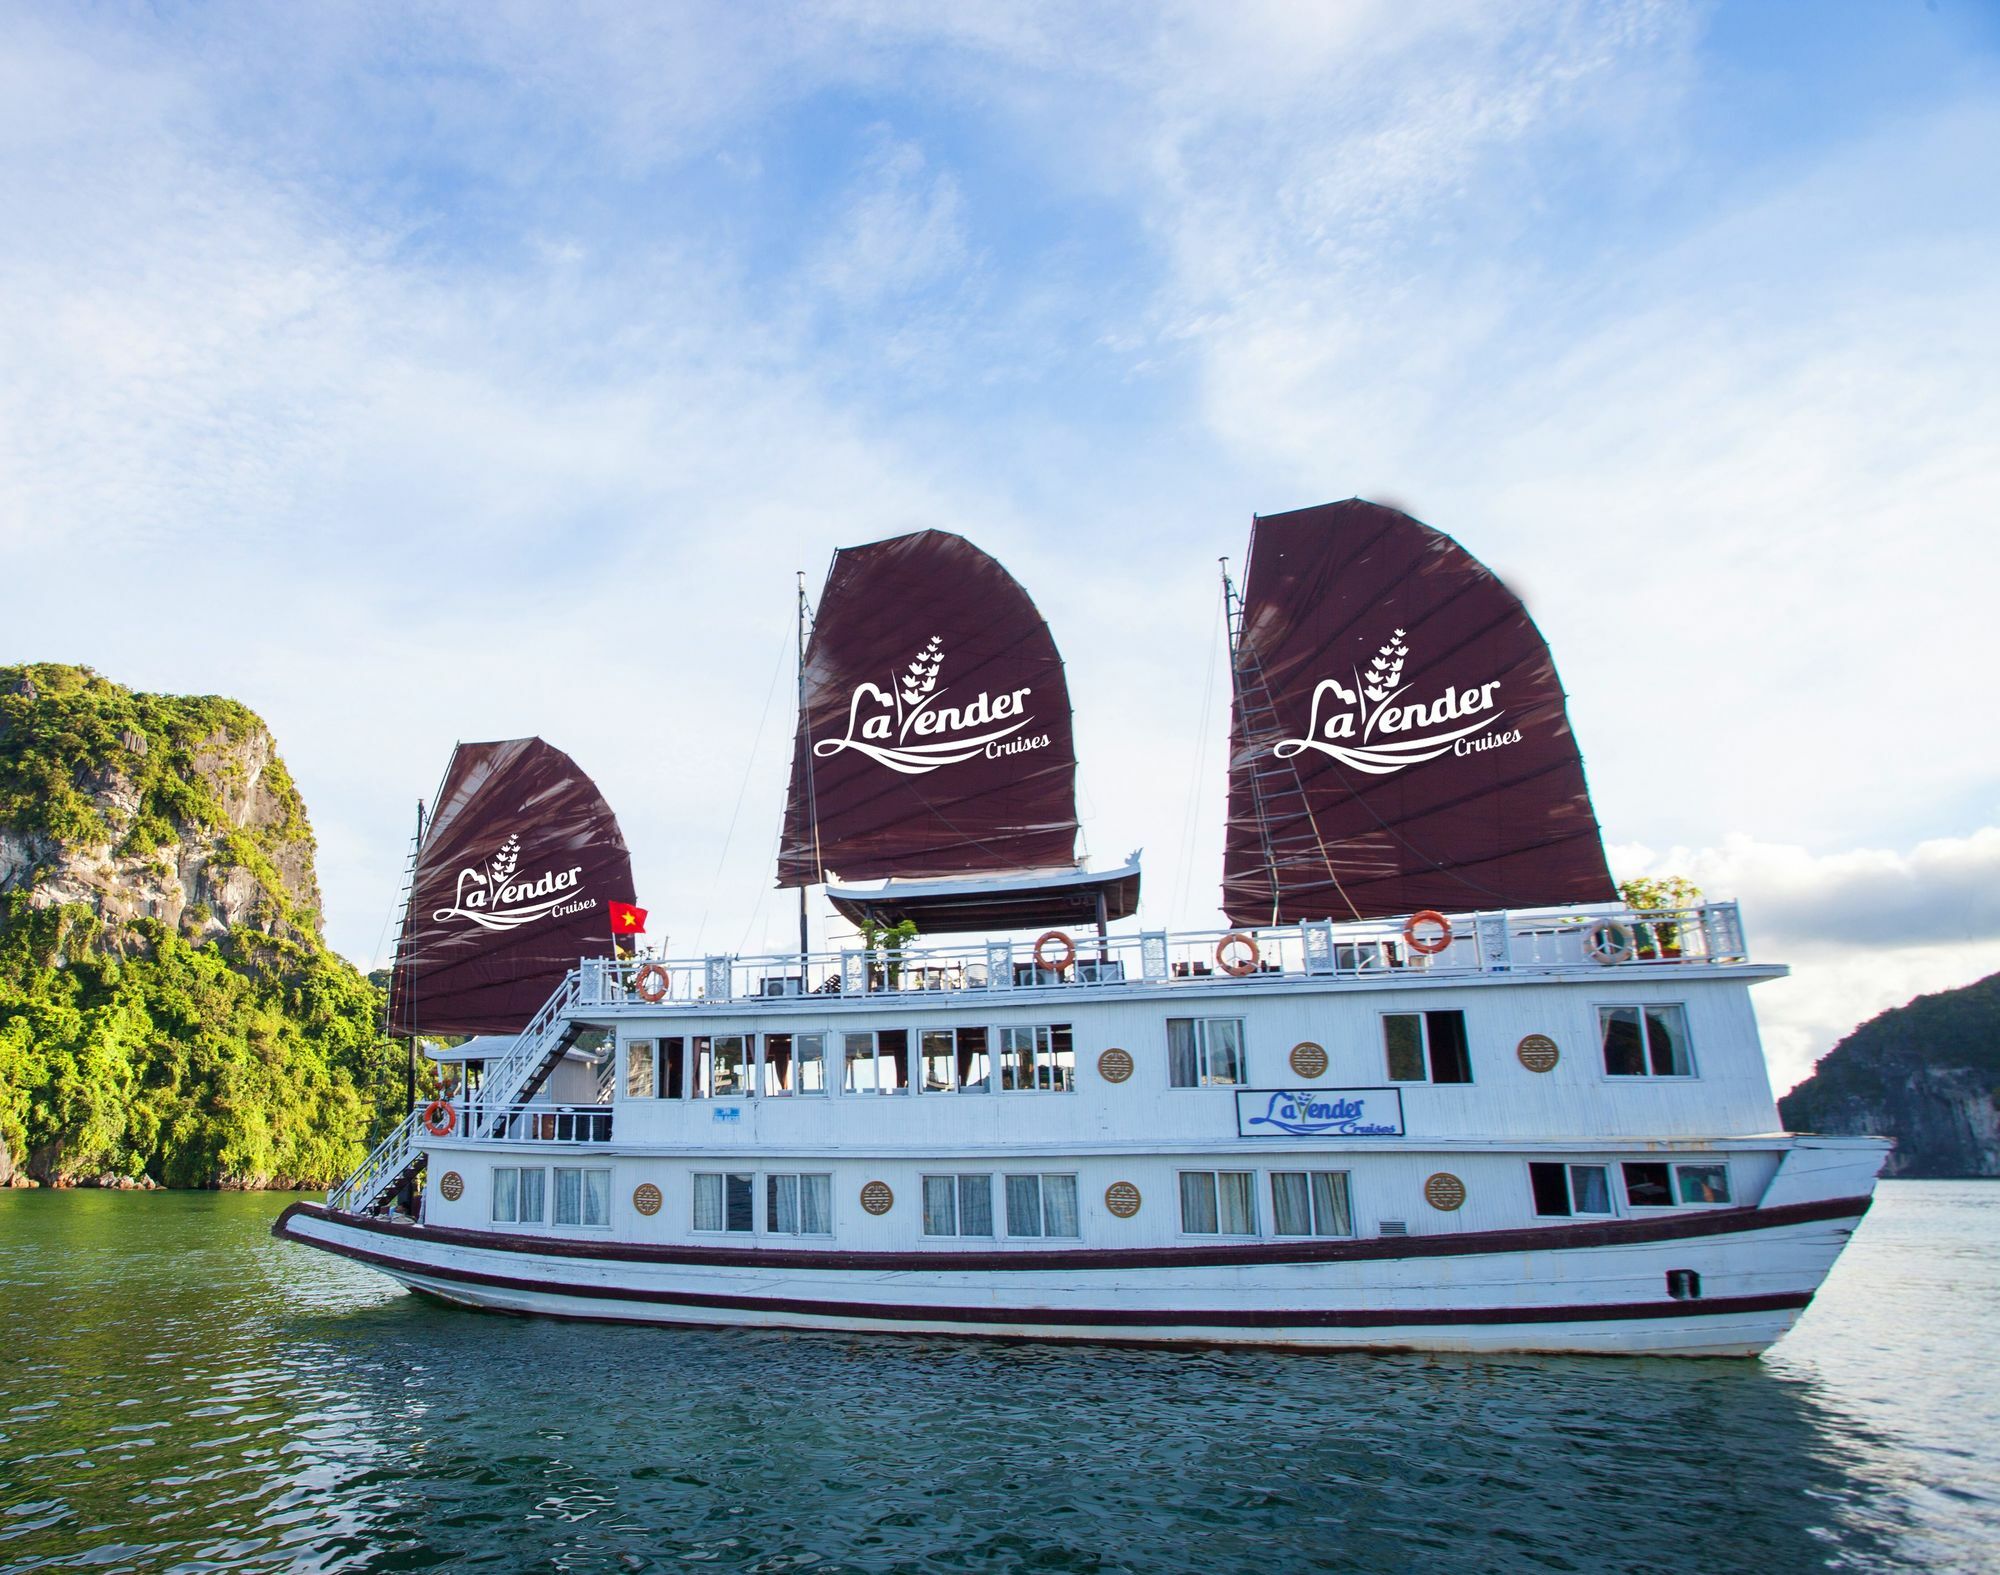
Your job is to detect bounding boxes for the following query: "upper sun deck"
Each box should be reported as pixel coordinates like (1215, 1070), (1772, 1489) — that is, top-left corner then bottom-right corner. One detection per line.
(575, 902), (1769, 1021)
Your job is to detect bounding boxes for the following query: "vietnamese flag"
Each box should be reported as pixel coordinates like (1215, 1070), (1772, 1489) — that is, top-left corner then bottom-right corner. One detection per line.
(609, 901), (648, 936)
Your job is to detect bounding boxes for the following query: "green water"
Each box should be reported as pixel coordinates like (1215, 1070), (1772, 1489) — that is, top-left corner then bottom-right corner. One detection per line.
(2, 1181), (1996, 1573)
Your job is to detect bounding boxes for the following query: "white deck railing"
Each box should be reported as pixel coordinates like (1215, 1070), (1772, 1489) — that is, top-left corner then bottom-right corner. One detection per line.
(582, 902), (1749, 1010)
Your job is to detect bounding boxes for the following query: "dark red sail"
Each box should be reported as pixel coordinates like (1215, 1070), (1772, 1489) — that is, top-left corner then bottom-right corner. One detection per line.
(1223, 500), (1616, 924)
(778, 530), (1078, 887)
(388, 738), (634, 1036)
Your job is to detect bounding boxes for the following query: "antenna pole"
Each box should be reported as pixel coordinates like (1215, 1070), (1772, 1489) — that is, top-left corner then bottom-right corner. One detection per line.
(403, 797), (426, 1113)
(796, 571), (810, 975)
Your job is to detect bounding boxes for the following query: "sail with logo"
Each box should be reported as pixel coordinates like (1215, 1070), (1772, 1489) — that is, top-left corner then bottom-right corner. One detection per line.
(388, 737), (635, 1036)
(1222, 499), (1616, 925)
(778, 530), (1135, 933)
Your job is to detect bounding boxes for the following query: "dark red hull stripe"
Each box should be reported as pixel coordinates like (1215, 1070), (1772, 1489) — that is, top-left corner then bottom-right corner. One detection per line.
(283, 1226), (1814, 1329)
(272, 1193), (1870, 1274)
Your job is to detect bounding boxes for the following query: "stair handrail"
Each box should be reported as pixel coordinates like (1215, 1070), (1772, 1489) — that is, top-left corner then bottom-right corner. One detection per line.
(328, 1103), (424, 1215)
(464, 967), (586, 1133)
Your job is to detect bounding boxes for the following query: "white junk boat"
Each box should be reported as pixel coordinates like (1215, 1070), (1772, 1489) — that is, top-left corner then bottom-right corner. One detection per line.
(279, 504), (1886, 1356)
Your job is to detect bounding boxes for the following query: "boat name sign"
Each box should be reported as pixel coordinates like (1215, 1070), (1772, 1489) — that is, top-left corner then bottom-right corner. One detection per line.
(1236, 1087), (1405, 1138)
(1274, 629), (1520, 777)
(816, 636), (1050, 775)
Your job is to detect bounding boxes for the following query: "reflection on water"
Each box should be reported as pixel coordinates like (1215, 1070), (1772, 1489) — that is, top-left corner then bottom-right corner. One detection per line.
(2, 1183), (1995, 1573)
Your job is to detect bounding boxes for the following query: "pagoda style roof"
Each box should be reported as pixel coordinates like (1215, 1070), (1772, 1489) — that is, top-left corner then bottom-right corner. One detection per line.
(824, 854), (1141, 936)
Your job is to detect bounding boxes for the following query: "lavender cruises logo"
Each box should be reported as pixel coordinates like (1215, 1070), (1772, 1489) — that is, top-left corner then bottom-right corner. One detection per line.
(1237, 1088), (1405, 1138)
(433, 833), (597, 930)
(817, 636), (1050, 776)
(1274, 629), (1521, 776)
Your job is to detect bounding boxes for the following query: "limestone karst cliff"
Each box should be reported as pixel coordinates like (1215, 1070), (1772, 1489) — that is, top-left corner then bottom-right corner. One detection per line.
(0, 663), (400, 1189)
(1780, 971), (2000, 1178)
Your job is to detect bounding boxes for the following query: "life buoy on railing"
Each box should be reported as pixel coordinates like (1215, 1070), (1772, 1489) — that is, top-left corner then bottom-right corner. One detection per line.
(1403, 910), (1453, 956)
(422, 1099), (457, 1137)
(1586, 921), (1636, 965)
(1216, 932), (1260, 977)
(632, 963), (670, 1003)
(1034, 930), (1076, 974)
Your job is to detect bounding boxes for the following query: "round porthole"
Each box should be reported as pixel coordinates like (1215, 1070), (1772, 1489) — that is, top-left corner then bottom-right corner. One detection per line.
(1289, 1041), (1328, 1079)
(437, 1170), (464, 1203)
(1424, 1172), (1467, 1212)
(1516, 1034), (1559, 1073)
(632, 1182), (663, 1217)
(1104, 1181), (1142, 1219)
(860, 1180), (895, 1216)
(1098, 1047), (1134, 1083)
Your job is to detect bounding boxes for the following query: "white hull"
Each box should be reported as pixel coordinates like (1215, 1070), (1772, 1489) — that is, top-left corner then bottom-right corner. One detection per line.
(277, 1186), (1872, 1357)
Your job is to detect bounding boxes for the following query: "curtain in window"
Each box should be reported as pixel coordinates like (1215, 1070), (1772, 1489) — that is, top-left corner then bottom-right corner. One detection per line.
(1207, 1019), (1244, 1085)
(1647, 1006), (1692, 1076)
(492, 1167), (519, 1223)
(769, 1174), (800, 1233)
(1600, 1007), (1646, 1076)
(1168, 1020), (1199, 1087)
(1311, 1172), (1351, 1236)
(957, 1175), (993, 1236)
(1042, 1175), (1079, 1238)
(1272, 1172), (1312, 1235)
(694, 1174), (724, 1232)
(1217, 1172), (1255, 1234)
(800, 1174), (832, 1235)
(1180, 1171), (1219, 1233)
(922, 1175), (957, 1236)
(583, 1169), (610, 1227)
(554, 1168), (583, 1226)
(1570, 1166), (1611, 1213)
(1006, 1175), (1043, 1237)
(519, 1168), (545, 1222)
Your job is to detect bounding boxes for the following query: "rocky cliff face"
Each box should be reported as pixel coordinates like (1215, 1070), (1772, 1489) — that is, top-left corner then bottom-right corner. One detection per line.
(0, 665), (322, 948)
(0, 664), (397, 1190)
(1780, 971), (2000, 1178)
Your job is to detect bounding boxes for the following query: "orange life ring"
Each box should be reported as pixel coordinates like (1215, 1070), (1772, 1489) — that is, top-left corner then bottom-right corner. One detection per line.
(1216, 932), (1260, 977)
(1034, 930), (1076, 973)
(422, 1099), (457, 1137)
(1586, 921), (1635, 965)
(1403, 910), (1453, 956)
(633, 962), (670, 1003)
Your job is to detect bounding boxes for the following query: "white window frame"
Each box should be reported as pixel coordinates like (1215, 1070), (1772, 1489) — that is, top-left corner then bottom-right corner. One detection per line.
(693, 1170), (756, 1232)
(999, 1024), (1075, 1093)
(765, 1172), (834, 1235)
(920, 1027), (993, 1093)
(1527, 1161), (1616, 1218)
(1597, 1003), (1697, 1079)
(551, 1165), (612, 1229)
(761, 1032), (827, 1097)
(1177, 1169), (1259, 1237)
(1166, 1017), (1247, 1089)
(490, 1164), (546, 1226)
(624, 1038), (655, 1100)
(1672, 1161), (1732, 1207)
(1003, 1173), (1081, 1239)
(921, 1173), (995, 1237)
(1269, 1170), (1354, 1237)
(1381, 1010), (1474, 1085)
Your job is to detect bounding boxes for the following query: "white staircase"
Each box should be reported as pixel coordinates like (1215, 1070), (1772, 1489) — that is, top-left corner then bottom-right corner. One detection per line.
(325, 966), (588, 1216)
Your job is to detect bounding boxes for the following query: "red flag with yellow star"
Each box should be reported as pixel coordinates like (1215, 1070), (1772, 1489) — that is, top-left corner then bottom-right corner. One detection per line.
(608, 901), (647, 936)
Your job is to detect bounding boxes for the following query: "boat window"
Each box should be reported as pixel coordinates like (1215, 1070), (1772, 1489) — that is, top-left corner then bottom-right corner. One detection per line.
(763, 1034), (826, 1096)
(552, 1167), (611, 1228)
(1000, 1025), (1075, 1092)
(661, 1037), (685, 1099)
(1622, 1162), (1674, 1208)
(923, 1029), (991, 1092)
(1675, 1164), (1731, 1205)
(1599, 1004), (1695, 1077)
(625, 1040), (655, 1099)
(1004, 1174), (1080, 1238)
(1530, 1163), (1612, 1217)
(490, 1165), (546, 1225)
(1271, 1171), (1352, 1236)
(843, 1031), (908, 1094)
(1178, 1170), (1257, 1235)
(1382, 1011), (1472, 1083)
(767, 1173), (833, 1235)
(701, 1035), (753, 1098)
(922, 1174), (994, 1237)
(688, 1037), (709, 1099)
(1167, 1017), (1247, 1087)
(694, 1172), (755, 1232)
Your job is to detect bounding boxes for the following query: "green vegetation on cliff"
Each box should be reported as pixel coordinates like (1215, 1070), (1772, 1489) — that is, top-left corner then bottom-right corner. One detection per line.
(0, 664), (402, 1187)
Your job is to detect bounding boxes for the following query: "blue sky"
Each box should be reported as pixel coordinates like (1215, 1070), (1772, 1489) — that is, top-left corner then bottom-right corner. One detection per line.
(4, 0), (1998, 1089)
